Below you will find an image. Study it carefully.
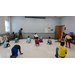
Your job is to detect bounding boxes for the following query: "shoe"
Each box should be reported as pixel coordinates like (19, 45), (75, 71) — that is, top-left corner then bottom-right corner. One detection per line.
(66, 45), (67, 47)
(55, 55), (58, 58)
(69, 46), (71, 48)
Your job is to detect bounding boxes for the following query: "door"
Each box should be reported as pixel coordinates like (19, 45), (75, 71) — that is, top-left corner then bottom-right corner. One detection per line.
(55, 26), (61, 39)
(61, 25), (65, 39)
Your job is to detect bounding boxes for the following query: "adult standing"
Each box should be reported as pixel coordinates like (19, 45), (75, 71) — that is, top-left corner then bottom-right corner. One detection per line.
(19, 28), (23, 39)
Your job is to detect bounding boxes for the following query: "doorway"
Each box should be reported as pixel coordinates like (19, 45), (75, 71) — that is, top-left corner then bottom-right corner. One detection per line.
(55, 25), (65, 39)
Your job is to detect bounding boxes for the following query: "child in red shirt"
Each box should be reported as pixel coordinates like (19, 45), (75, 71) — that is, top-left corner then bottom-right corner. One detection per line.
(35, 37), (39, 46)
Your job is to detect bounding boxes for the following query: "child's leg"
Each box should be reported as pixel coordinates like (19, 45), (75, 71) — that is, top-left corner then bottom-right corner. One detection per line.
(10, 48), (18, 58)
(55, 48), (58, 58)
(47, 41), (49, 44)
(66, 40), (68, 47)
(68, 41), (71, 47)
(10, 48), (14, 58)
(11, 48), (18, 58)
(61, 57), (65, 58)
(34, 37), (35, 39)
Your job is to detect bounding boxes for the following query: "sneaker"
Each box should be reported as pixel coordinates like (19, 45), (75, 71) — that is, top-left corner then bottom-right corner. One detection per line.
(55, 55), (58, 58)
(69, 46), (71, 48)
(66, 45), (67, 47)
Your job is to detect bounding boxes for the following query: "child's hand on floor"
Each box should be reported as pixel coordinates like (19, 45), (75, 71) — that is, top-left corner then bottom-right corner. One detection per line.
(20, 53), (23, 55)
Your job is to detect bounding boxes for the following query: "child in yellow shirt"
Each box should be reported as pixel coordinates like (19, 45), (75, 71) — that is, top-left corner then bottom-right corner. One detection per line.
(64, 34), (72, 48)
(55, 42), (67, 58)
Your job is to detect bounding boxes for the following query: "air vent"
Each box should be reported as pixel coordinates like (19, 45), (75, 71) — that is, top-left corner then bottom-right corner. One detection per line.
(25, 16), (46, 19)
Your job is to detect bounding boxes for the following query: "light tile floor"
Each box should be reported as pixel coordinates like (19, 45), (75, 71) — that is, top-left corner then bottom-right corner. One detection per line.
(0, 39), (75, 58)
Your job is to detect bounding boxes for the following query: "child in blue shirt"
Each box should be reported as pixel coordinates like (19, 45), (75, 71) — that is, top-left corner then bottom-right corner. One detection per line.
(4, 40), (10, 48)
(26, 36), (31, 43)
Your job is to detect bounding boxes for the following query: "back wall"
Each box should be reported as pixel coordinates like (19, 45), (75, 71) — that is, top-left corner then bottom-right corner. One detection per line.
(11, 16), (61, 33)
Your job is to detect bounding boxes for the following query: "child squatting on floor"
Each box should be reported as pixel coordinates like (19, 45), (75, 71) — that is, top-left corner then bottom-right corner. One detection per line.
(55, 42), (67, 58)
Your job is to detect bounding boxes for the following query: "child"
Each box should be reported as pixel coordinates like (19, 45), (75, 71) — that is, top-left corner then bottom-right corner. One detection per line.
(39, 37), (43, 43)
(55, 38), (62, 42)
(15, 36), (19, 43)
(26, 36), (31, 43)
(64, 34), (72, 48)
(47, 37), (52, 44)
(35, 37), (39, 46)
(62, 32), (66, 40)
(34, 33), (38, 39)
(4, 40), (10, 48)
(55, 42), (67, 58)
(10, 45), (23, 58)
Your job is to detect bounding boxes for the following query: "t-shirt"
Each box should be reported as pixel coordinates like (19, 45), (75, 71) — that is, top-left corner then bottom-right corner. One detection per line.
(19, 29), (22, 34)
(15, 38), (18, 41)
(64, 35), (72, 41)
(27, 38), (30, 43)
(4, 42), (9, 48)
(35, 39), (39, 43)
(48, 39), (52, 43)
(34, 34), (38, 37)
(15, 38), (18, 40)
(57, 45), (67, 57)
(13, 45), (20, 50)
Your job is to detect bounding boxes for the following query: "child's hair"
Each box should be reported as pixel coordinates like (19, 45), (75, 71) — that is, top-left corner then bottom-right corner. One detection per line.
(37, 37), (38, 39)
(49, 37), (51, 39)
(7, 40), (9, 42)
(28, 36), (30, 38)
(21, 28), (23, 30)
(60, 42), (65, 46)
(16, 36), (18, 38)
(13, 32), (14, 34)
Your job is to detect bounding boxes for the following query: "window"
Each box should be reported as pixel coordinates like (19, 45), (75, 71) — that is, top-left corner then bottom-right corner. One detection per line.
(5, 20), (10, 32)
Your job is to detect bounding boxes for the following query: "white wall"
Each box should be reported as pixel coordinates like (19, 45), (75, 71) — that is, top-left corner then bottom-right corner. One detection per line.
(11, 16), (61, 33)
(61, 16), (75, 34)
(0, 16), (10, 34)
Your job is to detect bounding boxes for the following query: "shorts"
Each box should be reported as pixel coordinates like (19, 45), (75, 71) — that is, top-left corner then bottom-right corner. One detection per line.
(11, 48), (18, 56)
(35, 42), (39, 44)
(67, 39), (72, 41)
(35, 37), (38, 39)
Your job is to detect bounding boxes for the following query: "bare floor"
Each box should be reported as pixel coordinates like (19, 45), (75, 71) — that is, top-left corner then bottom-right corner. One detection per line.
(0, 39), (75, 58)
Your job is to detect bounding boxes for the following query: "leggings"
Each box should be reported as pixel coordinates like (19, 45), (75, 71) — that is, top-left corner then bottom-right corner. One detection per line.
(66, 39), (71, 47)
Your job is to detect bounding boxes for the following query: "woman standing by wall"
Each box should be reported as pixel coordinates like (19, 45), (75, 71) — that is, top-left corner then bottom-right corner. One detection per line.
(19, 28), (23, 39)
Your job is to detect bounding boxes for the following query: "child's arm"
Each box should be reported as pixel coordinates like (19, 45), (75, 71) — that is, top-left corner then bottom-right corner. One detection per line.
(65, 49), (67, 54)
(64, 36), (66, 42)
(19, 49), (23, 55)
